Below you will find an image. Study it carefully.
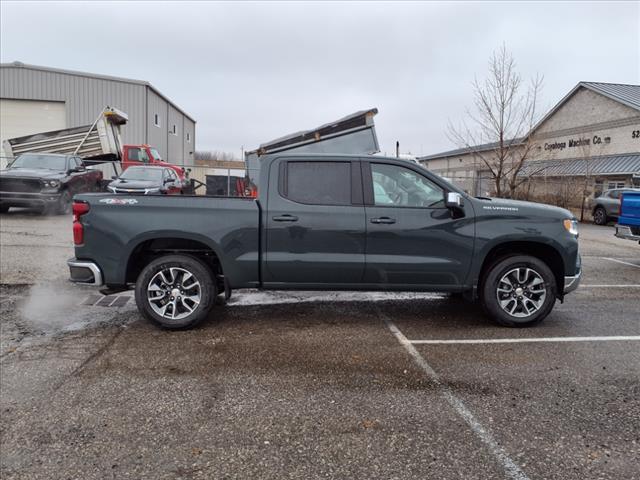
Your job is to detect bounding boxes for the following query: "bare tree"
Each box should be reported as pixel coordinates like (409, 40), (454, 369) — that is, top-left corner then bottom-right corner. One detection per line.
(448, 44), (543, 197)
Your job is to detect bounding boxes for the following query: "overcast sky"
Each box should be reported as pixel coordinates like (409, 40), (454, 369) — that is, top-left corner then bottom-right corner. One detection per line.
(1, 1), (639, 157)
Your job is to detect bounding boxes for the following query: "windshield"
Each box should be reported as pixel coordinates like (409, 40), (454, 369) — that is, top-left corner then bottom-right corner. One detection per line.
(10, 154), (67, 171)
(120, 167), (164, 182)
(149, 148), (162, 161)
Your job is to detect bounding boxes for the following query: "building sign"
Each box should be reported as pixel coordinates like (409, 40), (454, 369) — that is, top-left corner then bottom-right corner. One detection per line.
(544, 135), (611, 151)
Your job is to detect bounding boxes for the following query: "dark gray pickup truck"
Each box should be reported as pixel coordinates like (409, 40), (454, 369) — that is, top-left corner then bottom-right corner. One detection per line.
(68, 154), (581, 329)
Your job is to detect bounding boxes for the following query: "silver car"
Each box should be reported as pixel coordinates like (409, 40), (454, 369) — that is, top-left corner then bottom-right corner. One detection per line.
(591, 188), (640, 225)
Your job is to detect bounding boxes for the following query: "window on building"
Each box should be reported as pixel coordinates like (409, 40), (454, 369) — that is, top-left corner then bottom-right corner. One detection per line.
(284, 162), (351, 205)
(154, 114), (160, 127)
(186, 132), (191, 143)
(608, 181), (626, 190)
(593, 180), (603, 198)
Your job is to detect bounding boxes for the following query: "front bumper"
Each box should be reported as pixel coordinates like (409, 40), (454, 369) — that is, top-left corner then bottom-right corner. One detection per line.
(615, 224), (640, 242)
(0, 191), (61, 207)
(563, 267), (582, 295)
(68, 258), (104, 286)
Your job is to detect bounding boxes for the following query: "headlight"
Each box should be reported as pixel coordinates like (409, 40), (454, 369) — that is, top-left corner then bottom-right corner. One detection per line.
(563, 218), (579, 236)
(108, 186), (117, 193)
(44, 180), (60, 188)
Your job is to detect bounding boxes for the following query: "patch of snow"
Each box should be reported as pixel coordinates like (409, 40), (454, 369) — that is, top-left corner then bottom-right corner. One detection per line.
(228, 290), (445, 306)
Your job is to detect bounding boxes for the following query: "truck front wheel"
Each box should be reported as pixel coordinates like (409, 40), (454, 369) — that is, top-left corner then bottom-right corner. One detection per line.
(481, 255), (556, 327)
(135, 254), (216, 329)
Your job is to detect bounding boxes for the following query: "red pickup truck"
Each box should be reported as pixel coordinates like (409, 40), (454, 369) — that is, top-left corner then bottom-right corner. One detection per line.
(120, 145), (188, 183)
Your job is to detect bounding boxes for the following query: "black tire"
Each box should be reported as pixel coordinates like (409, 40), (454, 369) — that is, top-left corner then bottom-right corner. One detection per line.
(135, 254), (216, 329)
(481, 255), (556, 327)
(55, 190), (72, 215)
(593, 207), (608, 225)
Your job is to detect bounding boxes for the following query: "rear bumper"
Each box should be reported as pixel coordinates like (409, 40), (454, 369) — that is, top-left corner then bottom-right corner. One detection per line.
(615, 224), (640, 242)
(0, 191), (61, 207)
(68, 258), (104, 286)
(563, 267), (582, 295)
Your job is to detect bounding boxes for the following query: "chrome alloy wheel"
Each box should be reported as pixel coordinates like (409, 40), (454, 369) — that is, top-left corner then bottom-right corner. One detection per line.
(147, 267), (201, 320)
(496, 267), (546, 318)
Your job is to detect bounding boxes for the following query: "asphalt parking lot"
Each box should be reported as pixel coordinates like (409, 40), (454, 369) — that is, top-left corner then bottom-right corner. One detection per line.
(1, 209), (639, 479)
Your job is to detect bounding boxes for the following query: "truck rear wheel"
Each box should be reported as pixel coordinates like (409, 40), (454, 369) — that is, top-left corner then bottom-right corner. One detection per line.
(135, 254), (216, 329)
(481, 255), (556, 327)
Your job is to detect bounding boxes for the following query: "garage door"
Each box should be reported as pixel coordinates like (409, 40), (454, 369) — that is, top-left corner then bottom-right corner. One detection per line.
(0, 99), (66, 166)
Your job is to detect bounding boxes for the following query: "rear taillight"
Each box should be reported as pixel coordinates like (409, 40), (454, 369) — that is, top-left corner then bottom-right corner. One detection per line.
(72, 201), (90, 245)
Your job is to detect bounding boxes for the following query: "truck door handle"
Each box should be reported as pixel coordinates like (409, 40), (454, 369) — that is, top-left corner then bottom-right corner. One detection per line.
(272, 214), (299, 222)
(370, 217), (396, 224)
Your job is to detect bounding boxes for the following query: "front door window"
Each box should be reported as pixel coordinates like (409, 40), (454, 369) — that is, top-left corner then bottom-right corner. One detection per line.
(371, 163), (444, 208)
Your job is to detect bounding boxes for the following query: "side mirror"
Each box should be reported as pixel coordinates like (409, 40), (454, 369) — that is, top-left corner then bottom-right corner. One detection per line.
(445, 192), (464, 209)
(111, 175), (118, 180)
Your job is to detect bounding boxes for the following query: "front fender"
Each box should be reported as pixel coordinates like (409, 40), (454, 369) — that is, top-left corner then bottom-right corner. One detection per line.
(467, 217), (579, 288)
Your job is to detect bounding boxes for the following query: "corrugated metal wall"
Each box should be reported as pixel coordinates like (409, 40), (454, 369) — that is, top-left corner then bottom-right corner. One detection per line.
(146, 88), (168, 157)
(0, 65), (195, 163)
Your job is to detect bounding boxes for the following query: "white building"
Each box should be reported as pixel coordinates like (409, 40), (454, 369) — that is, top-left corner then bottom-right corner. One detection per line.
(418, 82), (640, 197)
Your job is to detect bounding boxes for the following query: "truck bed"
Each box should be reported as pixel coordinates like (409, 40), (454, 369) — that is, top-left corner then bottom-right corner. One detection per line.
(74, 193), (260, 288)
(615, 191), (640, 242)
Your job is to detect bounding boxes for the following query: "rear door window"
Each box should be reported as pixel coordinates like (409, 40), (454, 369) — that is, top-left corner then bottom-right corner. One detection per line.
(283, 161), (351, 206)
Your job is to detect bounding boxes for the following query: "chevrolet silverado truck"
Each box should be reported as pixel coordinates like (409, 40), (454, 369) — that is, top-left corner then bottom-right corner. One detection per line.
(67, 154), (581, 329)
(0, 153), (102, 214)
(615, 191), (640, 243)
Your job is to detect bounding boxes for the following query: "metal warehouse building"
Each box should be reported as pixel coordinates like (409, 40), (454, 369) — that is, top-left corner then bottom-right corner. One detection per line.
(0, 61), (196, 167)
(418, 82), (640, 198)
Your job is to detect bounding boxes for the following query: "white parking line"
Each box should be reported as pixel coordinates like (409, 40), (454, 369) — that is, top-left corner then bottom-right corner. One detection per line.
(409, 336), (640, 345)
(602, 257), (640, 269)
(381, 312), (530, 480)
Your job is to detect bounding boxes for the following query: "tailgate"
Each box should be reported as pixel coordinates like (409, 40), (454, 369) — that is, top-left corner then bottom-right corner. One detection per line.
(619, 192), (640, 226)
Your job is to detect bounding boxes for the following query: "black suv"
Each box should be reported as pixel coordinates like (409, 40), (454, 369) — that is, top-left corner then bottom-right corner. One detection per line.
(0, 153), (103, 214)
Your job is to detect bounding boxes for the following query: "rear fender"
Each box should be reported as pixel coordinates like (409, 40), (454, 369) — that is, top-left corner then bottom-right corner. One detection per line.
(119, 230), (224, 283)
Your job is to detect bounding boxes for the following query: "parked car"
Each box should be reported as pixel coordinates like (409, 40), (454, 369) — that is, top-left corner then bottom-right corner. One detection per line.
(68, 154), (581, 330)
(615, 191), (640, 243)
(107, 166), (182, 195)
(591, 188), (640, 225)
(0, 153), (102, 214)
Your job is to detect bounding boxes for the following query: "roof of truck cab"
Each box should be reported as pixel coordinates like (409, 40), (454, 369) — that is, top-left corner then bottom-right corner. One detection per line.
(263, 153), (403, 160)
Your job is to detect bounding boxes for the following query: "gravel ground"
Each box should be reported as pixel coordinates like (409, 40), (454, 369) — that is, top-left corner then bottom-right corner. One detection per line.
(1, 209), (639, 479)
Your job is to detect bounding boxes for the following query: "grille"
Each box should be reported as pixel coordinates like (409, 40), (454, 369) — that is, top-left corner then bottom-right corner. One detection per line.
(0, 178), (42, 193)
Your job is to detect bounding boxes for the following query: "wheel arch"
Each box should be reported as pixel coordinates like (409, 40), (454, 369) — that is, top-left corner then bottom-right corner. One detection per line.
(123, 232), (225, 286)
(477, 240), (565, 296)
